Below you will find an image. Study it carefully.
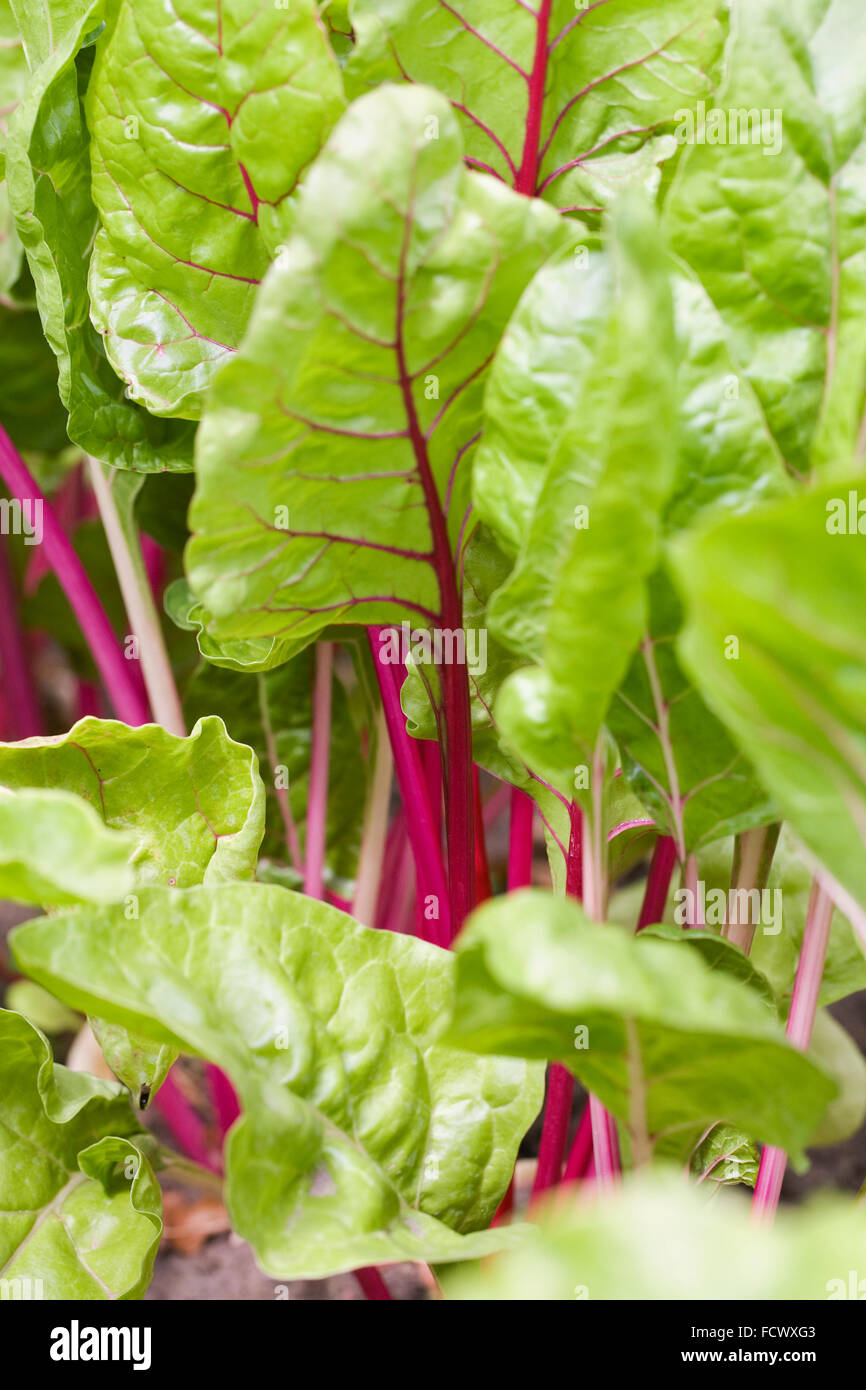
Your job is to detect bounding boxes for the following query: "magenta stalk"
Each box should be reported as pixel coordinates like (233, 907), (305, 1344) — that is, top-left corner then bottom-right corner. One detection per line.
(531, 1064), (575, 1198)
(507, 788), (534, 890)
(0, 426), (148, 725)
(0, 537), (42, 737)
(637, 835), (677, 930)
(369, 630), (451, 946)
(353, 1266), (392, 1300)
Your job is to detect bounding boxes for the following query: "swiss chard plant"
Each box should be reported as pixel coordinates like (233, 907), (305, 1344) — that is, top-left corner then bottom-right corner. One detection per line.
(1, 0), (866, 1304)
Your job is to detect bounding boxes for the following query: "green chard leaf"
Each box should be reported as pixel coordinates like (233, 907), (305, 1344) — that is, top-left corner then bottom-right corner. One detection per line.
(85, 0), (345, 418)
(12, 884), (543, 1278)
(490, 197), (678, 796)
(185, 83), (575, 652)
(0, 714), (265, 887)
(690, 1123), (759, 1191)
(0, 0), (30, 293)
(447, 889), (834, 1165)
(0, 1008), (161, 1300)
(0, 716), (265, 1105)
(0, 786), (134, 906)
(5, 0), (196, 467)
(671, 481), (866, 949)
(444, 1171), (866, 1300)
(664, 0), (866, 478)
(347, 0), (725, 213)
(476, 228), (789, 846)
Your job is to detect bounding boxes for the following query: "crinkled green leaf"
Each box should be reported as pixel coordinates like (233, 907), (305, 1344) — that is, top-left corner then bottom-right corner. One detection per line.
(0, 717), (265, 1106)
(0, 0), (30, 293)
(491, 198), (678, 795)
(444, 1172), (866, 1300)
(165, 577), (299, 672)
(476, 239), (793, 563)
(347, 0), (725, 213)
(448, 889), (834, 1164)
(12, 884), (542, 1278)
(0, 1008), (161, 1300)
(5, 0), (196, 467)
(185, 84), (574, 651)
(0, 714), (265, 887)
(183, 650), (366, 892)
(690, 1123), (759, 1191)
(0, 786), (134, 905)
(86, 0), (345, 418)
(671, 481), (866, 950)
(664, 0), (866, 478)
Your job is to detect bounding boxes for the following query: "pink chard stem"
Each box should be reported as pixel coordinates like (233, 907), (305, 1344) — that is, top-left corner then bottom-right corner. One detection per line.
(369, 630), (450, 946)
(0, 427), (148, 725)
(533, 802), (580, 1197)
(563, 1103), (593, 1182)
(0, 537), (42, 736)
(752, 881), (834, 1220)
(532, 1064), (575, 1198)
(637, 835), (678, 930)
(580, 752), (623, 1188)
(507, 788), (534, 891)
(353, 1266), (392, 1301)
(154, 1074), (220, 1174)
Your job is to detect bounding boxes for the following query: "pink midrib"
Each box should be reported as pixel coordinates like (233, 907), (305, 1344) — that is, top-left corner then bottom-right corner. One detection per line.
(515, 0), (553, 196)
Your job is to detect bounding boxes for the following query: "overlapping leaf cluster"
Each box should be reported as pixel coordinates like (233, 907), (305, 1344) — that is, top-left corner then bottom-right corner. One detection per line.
(1, 0), (865, 1302)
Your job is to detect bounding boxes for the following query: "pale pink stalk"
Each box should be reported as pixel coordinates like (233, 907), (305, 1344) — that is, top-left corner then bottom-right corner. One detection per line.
(752, 882), (834, 1220)
(304, 641), (333, 900)
(88, 457), (184, 735)
(351, 704), (393, 925)
(589, 1094), (620, 1191)
(581, 751), (622, 1188)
